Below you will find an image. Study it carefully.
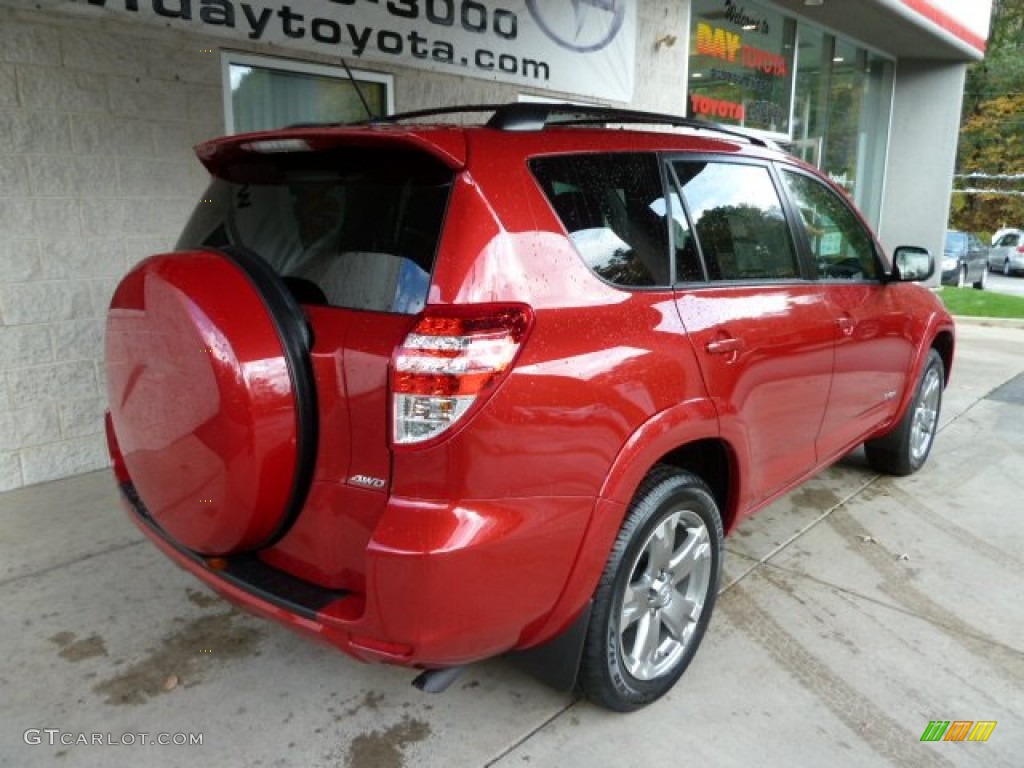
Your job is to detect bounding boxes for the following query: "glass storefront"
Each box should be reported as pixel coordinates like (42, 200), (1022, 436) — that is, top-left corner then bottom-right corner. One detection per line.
(688, 0), (894, 225)
(791, 30), (894, 224)
(688, 0), (796, 134)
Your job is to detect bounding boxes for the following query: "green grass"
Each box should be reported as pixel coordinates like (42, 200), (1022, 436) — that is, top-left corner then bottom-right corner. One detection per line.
(939, 286), (1024, 318)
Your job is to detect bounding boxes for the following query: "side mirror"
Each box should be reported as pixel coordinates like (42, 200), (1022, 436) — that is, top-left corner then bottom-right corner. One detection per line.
(892, 246), (934, 282)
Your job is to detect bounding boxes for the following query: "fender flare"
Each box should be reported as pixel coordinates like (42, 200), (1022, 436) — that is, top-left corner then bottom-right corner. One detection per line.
(519, 397), (726, 651)
(598, 397), (722, 506)
(874, 313), (955, 439)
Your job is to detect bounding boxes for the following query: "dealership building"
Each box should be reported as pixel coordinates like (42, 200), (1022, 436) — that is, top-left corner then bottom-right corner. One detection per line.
(0, 0), (992, 490)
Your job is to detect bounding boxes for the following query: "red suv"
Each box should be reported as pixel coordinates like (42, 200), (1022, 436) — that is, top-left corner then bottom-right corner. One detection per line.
(104, 103), (953, 711)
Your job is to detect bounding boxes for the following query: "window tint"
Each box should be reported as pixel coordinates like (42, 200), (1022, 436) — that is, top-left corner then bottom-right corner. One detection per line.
(530, 153), (670, 287)
(781, 170), (878, 280)
(177, 147), (452, 314)
(674, 161), (799, 280)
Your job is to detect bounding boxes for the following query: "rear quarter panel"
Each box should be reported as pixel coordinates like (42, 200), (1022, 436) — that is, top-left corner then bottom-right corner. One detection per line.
(394, 131), (719, 504)
(390, 134), (724, 649)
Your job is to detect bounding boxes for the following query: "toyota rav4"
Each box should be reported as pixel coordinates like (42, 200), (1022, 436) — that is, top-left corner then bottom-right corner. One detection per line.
(104, 103), (953, 711)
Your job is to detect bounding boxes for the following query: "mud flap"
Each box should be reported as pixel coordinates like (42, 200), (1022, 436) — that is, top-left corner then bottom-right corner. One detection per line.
(508, 600), (593, 692)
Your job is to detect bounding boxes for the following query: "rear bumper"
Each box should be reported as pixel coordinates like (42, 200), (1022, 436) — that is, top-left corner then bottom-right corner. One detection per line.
(118, 481), (592, 668)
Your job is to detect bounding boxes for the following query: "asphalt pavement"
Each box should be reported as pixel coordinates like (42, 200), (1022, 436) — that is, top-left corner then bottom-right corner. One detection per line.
(1, 321), (1022, 768)
(983, 270), (1024, 297)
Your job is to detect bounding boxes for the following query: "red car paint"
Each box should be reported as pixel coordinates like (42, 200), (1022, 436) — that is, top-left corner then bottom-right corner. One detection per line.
(105, 108), (954, 680)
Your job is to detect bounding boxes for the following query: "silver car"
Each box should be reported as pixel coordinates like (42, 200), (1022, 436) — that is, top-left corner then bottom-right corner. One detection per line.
(988, 229), (1024, 276)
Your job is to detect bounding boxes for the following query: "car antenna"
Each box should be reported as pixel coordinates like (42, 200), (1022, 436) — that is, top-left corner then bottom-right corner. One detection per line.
(340, 57), (376, 121)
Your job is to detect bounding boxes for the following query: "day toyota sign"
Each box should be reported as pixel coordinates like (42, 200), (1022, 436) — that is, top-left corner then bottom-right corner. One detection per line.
(67, 0), (637, 101)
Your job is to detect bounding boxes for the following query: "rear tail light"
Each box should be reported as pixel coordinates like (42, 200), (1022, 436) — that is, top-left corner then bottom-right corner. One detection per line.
(391, 305), (533, 445)
(1016, 245), (1024, 254)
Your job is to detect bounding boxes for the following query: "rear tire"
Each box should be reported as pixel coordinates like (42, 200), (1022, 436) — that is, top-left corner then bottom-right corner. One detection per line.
(1006, 260), (1013, 277)
(972, 267), (987, 290)
(580, 467), (722, 712)
(864, 349), (944, 476)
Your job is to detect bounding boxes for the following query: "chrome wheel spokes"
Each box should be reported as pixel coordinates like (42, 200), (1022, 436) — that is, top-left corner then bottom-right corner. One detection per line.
(910, 366), (941, 463)
(618, 509), (712, 681)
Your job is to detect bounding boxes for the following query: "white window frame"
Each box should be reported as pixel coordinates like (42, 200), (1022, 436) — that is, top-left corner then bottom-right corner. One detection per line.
(517, 93), (596, 106)
(221, 51), (395, 134)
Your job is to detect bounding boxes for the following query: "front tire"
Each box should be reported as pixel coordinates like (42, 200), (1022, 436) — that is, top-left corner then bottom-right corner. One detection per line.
(864, 349), (944, 476)
(580, 467), (723, 712)
(956, 265), (966, 288)
(973, 266), (987, 290)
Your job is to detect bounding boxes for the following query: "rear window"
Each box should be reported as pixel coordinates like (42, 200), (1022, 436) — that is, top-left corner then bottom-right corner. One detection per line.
(944, 232), (967, 254)
(177, 147), (453, 314)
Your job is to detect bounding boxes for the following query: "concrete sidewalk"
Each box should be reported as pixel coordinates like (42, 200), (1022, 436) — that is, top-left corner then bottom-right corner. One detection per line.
(1, 322), (1022, 768)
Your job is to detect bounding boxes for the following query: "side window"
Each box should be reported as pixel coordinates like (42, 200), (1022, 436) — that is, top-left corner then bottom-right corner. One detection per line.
(530, 153), (670, 287)
(781, 169), (879, 281)
(673, 161), (799, 281)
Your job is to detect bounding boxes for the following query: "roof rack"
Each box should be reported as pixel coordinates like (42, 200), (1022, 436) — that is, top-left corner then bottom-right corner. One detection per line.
(357, 103), (772, 149)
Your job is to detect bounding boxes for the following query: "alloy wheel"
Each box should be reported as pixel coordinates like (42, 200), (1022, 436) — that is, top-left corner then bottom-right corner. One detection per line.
(910, 365), (942, 464)
(617, 508), (713, 681)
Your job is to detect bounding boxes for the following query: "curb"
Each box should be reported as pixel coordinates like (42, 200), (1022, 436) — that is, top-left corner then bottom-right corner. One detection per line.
(952, 315), (1024, 329)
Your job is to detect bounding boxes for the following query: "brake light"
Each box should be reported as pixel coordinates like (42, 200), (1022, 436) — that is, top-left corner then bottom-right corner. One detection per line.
(1016, 245), (1024, 254)
(391, 305), (533, 445)
(241, 138), (310, 153)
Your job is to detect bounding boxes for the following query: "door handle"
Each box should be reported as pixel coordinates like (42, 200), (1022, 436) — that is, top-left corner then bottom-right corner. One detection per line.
(706, 338), (743, 355)
(837, 316), (854, 336)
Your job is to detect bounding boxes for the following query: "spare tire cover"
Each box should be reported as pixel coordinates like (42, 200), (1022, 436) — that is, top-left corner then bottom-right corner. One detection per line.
(105, 249), (316, 555)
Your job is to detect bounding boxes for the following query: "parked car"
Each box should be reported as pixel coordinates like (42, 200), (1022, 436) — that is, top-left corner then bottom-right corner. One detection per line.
(104, 103), (954, 712)
(941, 230), (988, 288)
(991, 227), (1017, 245)
(988, 228), (1024, 276)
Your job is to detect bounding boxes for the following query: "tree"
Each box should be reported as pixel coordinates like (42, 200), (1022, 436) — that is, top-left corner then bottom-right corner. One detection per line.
(950, 0), (1024, 237)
